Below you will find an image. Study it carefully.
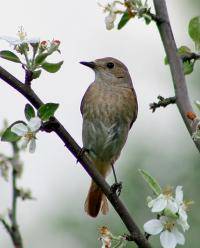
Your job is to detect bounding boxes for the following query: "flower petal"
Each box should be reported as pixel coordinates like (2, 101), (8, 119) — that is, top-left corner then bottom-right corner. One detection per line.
(160, 230), (177, 248)
(152, 196), (167, 212)
(27, 37), (40, 44)
(179, 208), (187, 221)
(143, 219), (163, 235)
(166, 200), (178, 213)
(28, 117), (41, 131)
(21, 137), (30, 149)
(29, 139), (36, 153)
(11, 123), (28, 136)
(0, 36), (22, 45)
(175, 186), (183, 204)
(177, 218), (190, 232)
(172, 228), (185, 245)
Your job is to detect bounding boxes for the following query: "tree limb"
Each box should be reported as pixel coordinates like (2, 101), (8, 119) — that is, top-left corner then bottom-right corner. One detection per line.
(150, 95), (176, 112)
(153, 0), (200, 152)
(0, 66), (151, 248)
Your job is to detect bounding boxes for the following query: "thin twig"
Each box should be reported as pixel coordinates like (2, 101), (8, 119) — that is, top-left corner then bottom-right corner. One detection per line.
(153, 0), (200, 152)
(0, 66), (151, 248)
(150, 95), (176, 112)
(9, 143), (23, 248)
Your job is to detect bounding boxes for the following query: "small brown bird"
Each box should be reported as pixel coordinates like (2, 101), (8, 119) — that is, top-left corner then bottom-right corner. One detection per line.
(80, 57), (138, 217)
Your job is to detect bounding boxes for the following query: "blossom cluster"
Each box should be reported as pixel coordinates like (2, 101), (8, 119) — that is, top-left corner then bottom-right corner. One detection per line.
(11, 117), (41, 153)
(144, 186), (192, 248)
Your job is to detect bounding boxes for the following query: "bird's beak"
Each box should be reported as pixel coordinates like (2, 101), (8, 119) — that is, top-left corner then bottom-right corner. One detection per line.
(80, 61), (96, 69)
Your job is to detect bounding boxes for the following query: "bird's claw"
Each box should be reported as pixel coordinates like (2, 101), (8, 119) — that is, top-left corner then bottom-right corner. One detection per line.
(110, 181), (122, 196)
(76, 147), (90, 164)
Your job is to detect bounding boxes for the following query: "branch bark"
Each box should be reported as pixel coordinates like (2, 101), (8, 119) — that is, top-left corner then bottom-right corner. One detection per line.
(0, 66), (151, 248)
(153, 0), (200, 152)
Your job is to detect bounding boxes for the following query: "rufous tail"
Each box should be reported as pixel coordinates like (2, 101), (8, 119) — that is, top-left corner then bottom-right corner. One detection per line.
(84, 180), (109, 217)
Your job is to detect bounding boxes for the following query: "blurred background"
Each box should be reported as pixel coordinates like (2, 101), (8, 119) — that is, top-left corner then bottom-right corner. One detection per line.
(0, 0), (199, 247)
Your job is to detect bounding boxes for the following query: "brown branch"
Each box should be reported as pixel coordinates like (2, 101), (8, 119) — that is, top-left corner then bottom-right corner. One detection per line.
(150, 95), (176, 112)
(0, 66), (151, 248)
(153, 0), (200, 152)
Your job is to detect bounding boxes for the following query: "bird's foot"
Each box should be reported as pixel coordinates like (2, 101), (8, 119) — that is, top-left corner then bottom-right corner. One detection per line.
(76, 147), (90, 164)
(110, 181), (123, 196)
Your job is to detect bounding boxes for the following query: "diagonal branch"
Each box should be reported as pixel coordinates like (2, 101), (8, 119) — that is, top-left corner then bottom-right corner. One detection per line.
(153, 0), (200, 152)
(0, 66), (151, 248)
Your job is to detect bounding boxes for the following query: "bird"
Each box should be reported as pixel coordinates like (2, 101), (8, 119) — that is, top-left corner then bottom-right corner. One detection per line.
(80, 57), (138, 218)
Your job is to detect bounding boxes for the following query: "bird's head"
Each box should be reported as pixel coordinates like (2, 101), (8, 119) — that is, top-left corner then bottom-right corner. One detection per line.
(80, 57), (133, 88)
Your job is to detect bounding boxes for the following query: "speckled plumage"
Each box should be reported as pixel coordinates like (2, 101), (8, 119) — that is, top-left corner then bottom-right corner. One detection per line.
(80, 57), (138, 217)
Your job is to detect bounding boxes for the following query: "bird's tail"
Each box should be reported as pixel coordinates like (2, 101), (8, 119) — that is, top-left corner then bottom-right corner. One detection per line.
(84, 180), (109, 217)
(84, 161), (110, 218)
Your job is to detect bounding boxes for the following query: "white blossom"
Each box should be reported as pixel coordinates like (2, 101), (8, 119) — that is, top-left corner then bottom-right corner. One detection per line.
(11, 117), (41, 153)
(175, 186), (190, 232)
(105, 13), (116, 30)
(148, 190), (178, 213)
(0, 26), (39, 46)
(144, 217), (185, 248)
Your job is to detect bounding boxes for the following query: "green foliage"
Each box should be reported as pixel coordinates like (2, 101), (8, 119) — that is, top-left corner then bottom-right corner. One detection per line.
(32, 70), (42, 79)
(0, 50), (21, 63)
(195, 100), (200, 111)
(41, 61), (63, 73)
(183, 60), (194, 75)
(188, 16), (200, 51)
(24, 104), (35, 121)
(118, 12), (132, 30)
(164, 46), (195, 75)
(38, 103), (59, 121)
(139, 169), (162, 196)
(35, 52), (49, 65)
(1, 121), (25, 142)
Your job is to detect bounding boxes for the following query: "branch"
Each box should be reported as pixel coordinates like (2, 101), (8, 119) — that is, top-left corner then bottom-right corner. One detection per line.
(0, 66), (151, 248)
(153, 0), (200, 152)
(149, 95), (176, 112)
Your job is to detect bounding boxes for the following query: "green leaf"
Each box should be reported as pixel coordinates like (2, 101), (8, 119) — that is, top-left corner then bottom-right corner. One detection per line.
(195, 100), (200, 111)
(24, 104), (35, 121)
(1, 121), (25, 142)
(164, 46), (192, 66)
(143, 13), (152, 25)
(188, 16), (200, 51)
(118, 12), (131, 30)
(183, 60), (194, 75)
(139, 169), (162, 196)
(32, 70), (42, 79)
(41, 61), (63, 73)
(35, 52), (49, 65)
(178, 46), (191, 56)
(0, 50), (21, 63)
(38, 103), (59, 121)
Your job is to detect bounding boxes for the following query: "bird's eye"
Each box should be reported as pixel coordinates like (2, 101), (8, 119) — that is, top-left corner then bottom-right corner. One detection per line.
(106, 62), (114, 69)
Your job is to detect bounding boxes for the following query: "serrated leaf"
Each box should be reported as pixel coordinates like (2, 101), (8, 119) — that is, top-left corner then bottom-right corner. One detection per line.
(139, 169), (162, 196)
(41, 61), (63, 73)
(188, 16), (200, 51)
(118, 12), (131, 30)
(183, 60), (194, 75)
(38, 103), (59, 121)
(1, 121), (25, 142)
(24, 104), (35, 121)
(32, 70), (42, 79)
(35, 52), (49, 65)
(0, 50), (21, 63)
